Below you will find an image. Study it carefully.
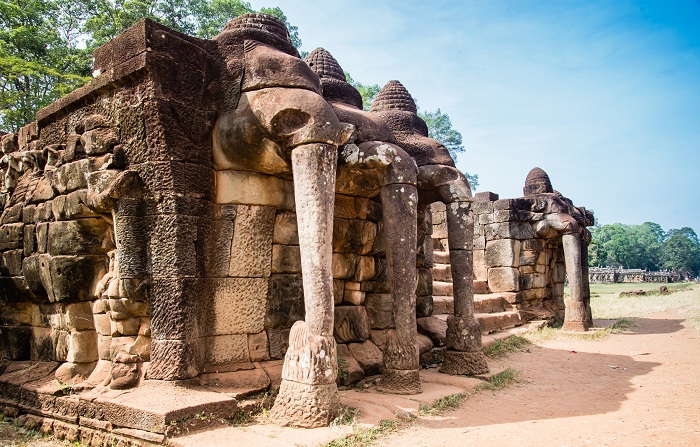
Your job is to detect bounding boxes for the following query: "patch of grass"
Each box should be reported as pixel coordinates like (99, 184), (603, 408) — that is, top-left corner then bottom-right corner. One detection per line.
(475, 368), (521, 392)
(590, 283), (700, 327)
(524, 317), (639, 343)
(0, 415), (75, 447)
(320, 419), (399, 447)
(338, 357), (350, 380)
(418, 393), (467, 416)
(610, 318), (639, 331)
(330, 406), (359, 427)
(483, 335), (531, 359)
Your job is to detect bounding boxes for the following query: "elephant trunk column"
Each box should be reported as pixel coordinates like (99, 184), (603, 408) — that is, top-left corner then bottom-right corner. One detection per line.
(379, 182), (421, 394)
(440, 201), (489, 375)
(561, 231), (589, 331)
(270, 143), (341, 427)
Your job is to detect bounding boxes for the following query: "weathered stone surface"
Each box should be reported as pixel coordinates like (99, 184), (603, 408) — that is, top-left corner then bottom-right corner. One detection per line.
(488, 267), (520, 293)
(65, 330), (98, 363)
(334, 306), (370, 343)
(336, 344), (364, 385)
(348, 340), (382, 376)
(268, 328), (291, 360)
(364, 294), (394, 329)
(273, 212), (298, 245)
(81, 128), (117, 155)
(265, 274), (304, 329)
(440, 350), (488, 376)
(1, 249), (23, 277)
(64, 302), (94, 331)
(46, 159), (89, 194)
(271, 244), (301, 273)
(248, 332), (270, 362)
(47, 219), (114, 256)
(270, 381), (340, 428)
(48, 255), (108, 302)
(51, 190), (97, 221)
(229, 205), (275, 277)
(445, 315), (482, 352)
(416, 294), (434, 318)
(332, 252), (357, 279)
(416, 333), (433, 355)
(355, 256), (376, 281)
(211, 277), (268, 335)
(133, 161), (214, 200)
(343, 289), (365, 306)
(2, 203), (23, 224)
(0, 222), (24, 250)
(416, 316), (447, 347)
(485, 238), (521, 268)
(333, 279), (343, 304)
(148, 278), (204, 341)
(484, 221), (535, 241)
(378, 368), (421, 395)
(216, 170), (295, 210)
(205, 334), (249, 365)
(147, 339), (202, 380)
(147, 214), (199, 278)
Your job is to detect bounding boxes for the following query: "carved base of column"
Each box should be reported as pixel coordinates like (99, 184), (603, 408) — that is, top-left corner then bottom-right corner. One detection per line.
(378, 368), (421, 395)
(270, 321), (340, 427)
(440, 350), (489, 376)
(563, 299), (589, 332)
(446, 315), (482, 352)
(270, 380), (341, 428)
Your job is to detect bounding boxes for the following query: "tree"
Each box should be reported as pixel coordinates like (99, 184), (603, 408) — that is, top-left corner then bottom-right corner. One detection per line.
(82, 0), (300, 47)
(1, 0), (301, 132)
(660, 227), (700, 276)
(0, 0), (91, 131)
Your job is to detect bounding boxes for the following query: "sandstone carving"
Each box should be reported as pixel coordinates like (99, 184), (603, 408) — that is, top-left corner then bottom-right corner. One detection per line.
(0, 11), (596, 440)
(371, 81), (488, 376)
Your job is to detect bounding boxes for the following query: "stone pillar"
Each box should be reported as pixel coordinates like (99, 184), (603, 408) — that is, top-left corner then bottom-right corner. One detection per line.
(561, 232), (588, 331)
(271, 143), (340, 427)
(581, 229), (593, 327)
(440, 201), (488, 375)
(378, 183), (421, 394)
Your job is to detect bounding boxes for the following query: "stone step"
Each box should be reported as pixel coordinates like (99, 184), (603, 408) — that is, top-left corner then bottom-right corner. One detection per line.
(432, 280), (453, 296)
(432, 293), (511, 316)
(433, 250), (450, 264)
(474, 293), (510, 314)
(432, 296), (454, 315)
(475, 311), (523, 334)
(432, 264), (452, 282)
(474, 280), (489, 294)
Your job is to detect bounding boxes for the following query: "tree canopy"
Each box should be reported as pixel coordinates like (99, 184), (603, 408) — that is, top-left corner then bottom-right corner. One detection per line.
(0, 0), (299, 131)
(589, 222), (700, 276)
(4, 0), (477, 188)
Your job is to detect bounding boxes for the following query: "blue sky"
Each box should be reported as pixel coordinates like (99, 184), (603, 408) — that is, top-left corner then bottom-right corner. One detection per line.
(249, 0), (700, 232)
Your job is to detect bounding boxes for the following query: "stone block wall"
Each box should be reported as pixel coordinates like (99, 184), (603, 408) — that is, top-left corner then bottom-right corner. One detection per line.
(433, 191), (570, 320)
(0, 19), (435, 389)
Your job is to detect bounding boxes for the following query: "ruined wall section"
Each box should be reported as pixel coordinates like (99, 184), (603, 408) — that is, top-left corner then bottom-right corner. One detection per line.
(433, 191), (568, 321)
(0, 19), (221, 382)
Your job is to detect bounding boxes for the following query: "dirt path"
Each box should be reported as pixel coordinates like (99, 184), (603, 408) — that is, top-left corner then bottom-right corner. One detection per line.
(386, 312), (700, 447)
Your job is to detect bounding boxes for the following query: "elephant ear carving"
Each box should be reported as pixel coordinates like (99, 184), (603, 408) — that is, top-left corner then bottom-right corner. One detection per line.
(270, 109), (312, 137)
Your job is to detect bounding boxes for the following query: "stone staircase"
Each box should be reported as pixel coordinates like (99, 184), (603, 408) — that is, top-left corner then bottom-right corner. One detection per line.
(431, 249), (524, 334)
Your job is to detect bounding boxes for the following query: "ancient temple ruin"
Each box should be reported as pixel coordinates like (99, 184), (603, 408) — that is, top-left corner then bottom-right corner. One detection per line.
(0, 14), (592, 445)
(432, 167), (594, 331)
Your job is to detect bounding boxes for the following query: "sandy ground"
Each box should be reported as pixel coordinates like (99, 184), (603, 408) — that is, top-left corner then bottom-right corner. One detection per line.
(386, 312), (700, 447)
(3, 309), (699, 447)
